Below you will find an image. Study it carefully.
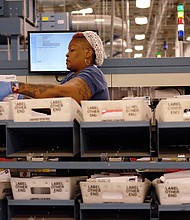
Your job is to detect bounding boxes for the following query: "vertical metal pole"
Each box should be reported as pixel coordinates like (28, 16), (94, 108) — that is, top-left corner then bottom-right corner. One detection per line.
(126, 0), (131, 58)
(7, 36), (11, 61)
(11, 35), (20, 60)
(164, 50), (167, 57)
(110, 0), (115, 58)
(179, 41), (184, 57)
(102, 0), (106, 45)
(121, 0), (125, 58)
(22, 0), (27, 51)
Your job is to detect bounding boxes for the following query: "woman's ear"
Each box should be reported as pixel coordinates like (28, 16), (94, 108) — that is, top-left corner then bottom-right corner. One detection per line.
(85, 49), (93, 59)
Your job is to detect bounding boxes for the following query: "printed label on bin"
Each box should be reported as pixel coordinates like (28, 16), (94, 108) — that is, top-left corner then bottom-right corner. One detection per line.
(14, 181), (65, 193)
(125, 105), (140, 117)
(15, 181), (27, 192)
(0, 106), (5, 116)
(86, 106), (100, 118)
(14, 102), (27, 114)
(164, 186), (179, 198)
(50, 100), (63, 112)
(87, 184), (101, 196)
(126, 185), (140, 197)
(51, 181), (64, 193)
(166, 102), (182, 116)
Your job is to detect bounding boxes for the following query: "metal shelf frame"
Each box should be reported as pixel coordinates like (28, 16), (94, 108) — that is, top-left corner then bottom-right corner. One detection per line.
(80, 121), (152, 157)
(1, 57), (190, 75)
(0, 161), (190, 169)
(80, 202), (151, 220)
(5, 120), (80, 157)
(7, 198), (78, 220)
(157, 121), (190, 158)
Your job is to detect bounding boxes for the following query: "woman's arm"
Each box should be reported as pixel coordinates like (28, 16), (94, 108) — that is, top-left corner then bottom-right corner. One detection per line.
(18, 77), (92, 103)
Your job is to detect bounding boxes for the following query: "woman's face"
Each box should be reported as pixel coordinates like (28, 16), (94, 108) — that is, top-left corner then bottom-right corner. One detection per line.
(66, 38), (87, 74)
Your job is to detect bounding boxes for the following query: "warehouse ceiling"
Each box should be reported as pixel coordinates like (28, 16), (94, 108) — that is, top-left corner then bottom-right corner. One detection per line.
(33, 0), (190, 58)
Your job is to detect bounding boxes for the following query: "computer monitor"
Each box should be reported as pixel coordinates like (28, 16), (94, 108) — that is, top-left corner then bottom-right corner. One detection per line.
(28, 30), (76, 74)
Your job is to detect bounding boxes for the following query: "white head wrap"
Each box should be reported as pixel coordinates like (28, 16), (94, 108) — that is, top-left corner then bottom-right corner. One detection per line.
(83, 31), (105, 66)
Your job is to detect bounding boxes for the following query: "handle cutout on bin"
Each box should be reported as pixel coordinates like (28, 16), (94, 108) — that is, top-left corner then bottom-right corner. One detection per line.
(183, 109), (190, 120)
(31, 187), (50, 194)
(102, 191), (123, 200)
(31, 108), (51, 115)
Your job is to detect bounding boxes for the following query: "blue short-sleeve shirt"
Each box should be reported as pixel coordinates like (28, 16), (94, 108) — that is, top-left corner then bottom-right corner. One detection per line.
(60, 65), (110, 100)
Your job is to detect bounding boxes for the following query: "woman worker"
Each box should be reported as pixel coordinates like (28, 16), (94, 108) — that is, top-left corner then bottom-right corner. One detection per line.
(0, 31), (110, 103)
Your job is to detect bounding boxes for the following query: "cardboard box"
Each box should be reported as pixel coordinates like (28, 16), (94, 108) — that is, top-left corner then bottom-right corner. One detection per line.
(155, 98), (190, 122)
(11, 176), (87, 200)
(0, 101), (13, 120)
(80, 179), (150, 203)
(153, 178), (190, 205)
(11, 97), (83, 122)
(81, 100), (152, 122)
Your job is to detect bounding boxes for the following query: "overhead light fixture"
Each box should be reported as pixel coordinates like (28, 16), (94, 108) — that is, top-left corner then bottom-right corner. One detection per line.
(106, 39), (127, 47)
(134, 53), (143, 58)
(135, 45), (144, 51)
(135, 34), (145, 40)
(125, 48), (133, 52)
(186, 36), (190, 41)
(136, 0), (151, 9)
(135, 16), (148, 25)
(94, 18), (105, 23)
(71, 8), (93, 15)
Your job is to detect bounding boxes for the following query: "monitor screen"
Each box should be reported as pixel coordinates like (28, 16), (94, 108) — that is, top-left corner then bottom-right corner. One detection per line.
(28, 30), (76, 74)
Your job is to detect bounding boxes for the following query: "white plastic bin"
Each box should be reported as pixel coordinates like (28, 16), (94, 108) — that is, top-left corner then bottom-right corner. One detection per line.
(81, 100), (152, 122)
(11, 176), (87, 200)
(155, 98), (190, 122)
(0, 102), (13, 120)
(11, 97), (83, 122)
(80, 178), (151, 203)
(153, 178), (190, 205)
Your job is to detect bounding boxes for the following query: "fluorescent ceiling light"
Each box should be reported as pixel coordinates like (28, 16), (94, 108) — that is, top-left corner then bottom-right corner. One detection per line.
(94, 18), (105, 22)
(136, 0), (151, 8)
(71, 8), (93, 15)
(135, 34), (145, 40)
(186, 36), (190, 41)
(135, 45), (144, 51)
(135, 16), (148, 25)
(106, 39), (127, 47)
(125, 48), (133, 52)
(134, 53), (143, 58)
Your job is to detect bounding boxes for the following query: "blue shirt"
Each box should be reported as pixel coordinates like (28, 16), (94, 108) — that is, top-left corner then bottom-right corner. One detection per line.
(60, 65), (110, 100)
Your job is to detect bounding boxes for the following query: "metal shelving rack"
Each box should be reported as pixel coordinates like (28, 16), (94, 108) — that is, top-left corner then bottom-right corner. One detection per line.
(2, 120), (190, 219)
(1, 57), (190, 219)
